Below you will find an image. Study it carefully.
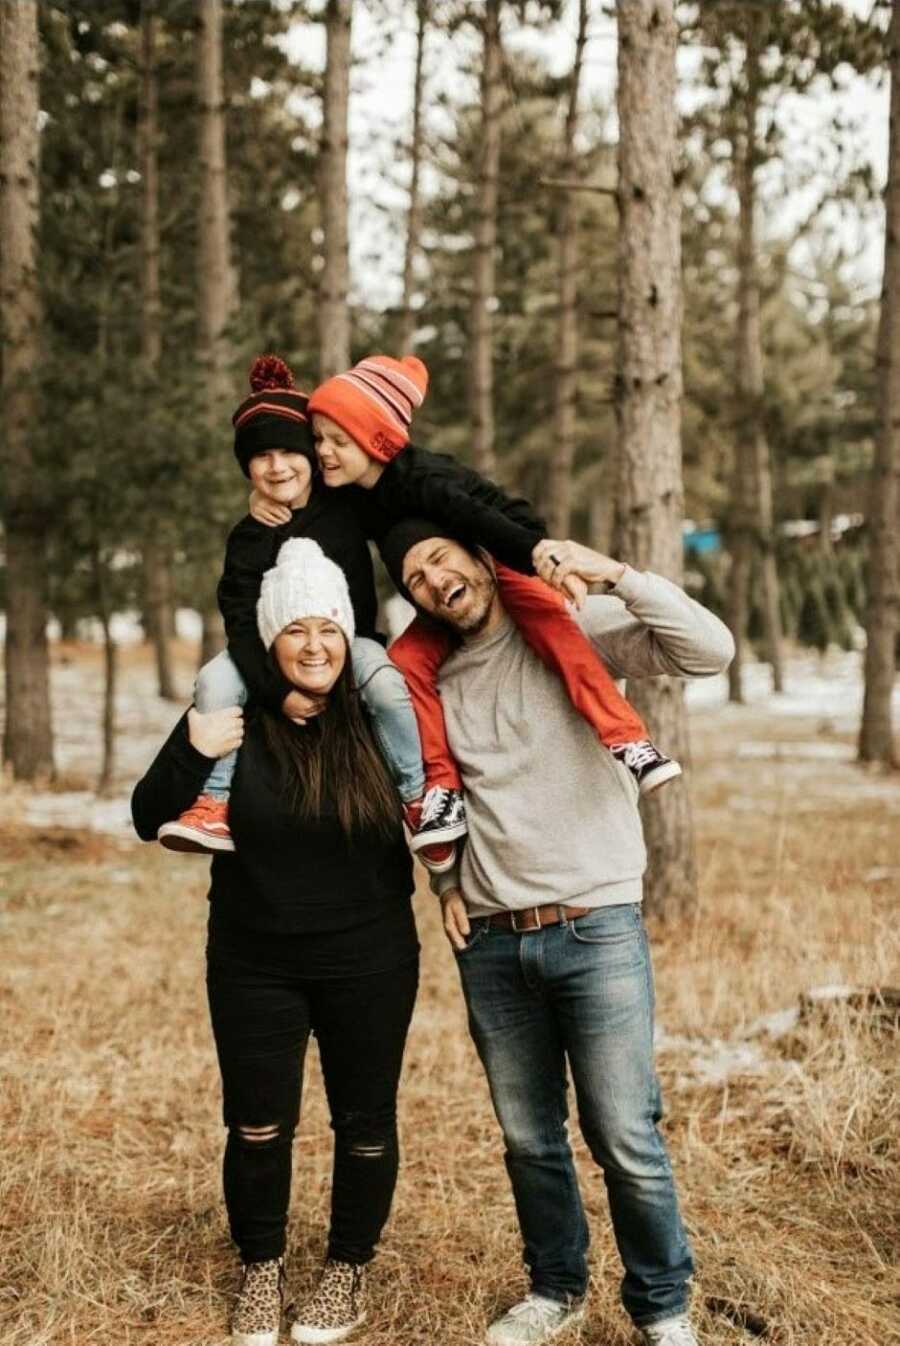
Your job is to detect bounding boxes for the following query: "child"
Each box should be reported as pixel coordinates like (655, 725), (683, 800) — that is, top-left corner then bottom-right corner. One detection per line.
(250, 353), (681, 807)
(157, 355), (464, 873)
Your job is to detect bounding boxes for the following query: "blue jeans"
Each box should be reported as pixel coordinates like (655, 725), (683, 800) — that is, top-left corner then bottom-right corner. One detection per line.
(454, 902), (694, 1326)
(195, 644), (425, 803)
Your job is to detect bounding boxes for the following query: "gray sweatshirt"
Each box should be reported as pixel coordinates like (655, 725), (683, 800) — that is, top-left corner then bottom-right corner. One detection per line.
(432, 566), (734, 916)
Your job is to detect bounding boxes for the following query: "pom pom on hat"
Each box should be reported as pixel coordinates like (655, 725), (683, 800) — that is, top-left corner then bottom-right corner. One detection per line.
(256, 538), (356, 651)
(307, 353), (429, 463)
(249, 354), (296, 393)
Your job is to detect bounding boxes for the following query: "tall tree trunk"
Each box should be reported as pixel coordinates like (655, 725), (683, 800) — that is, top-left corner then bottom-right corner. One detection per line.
(196, 0), (233, 665)
(816, 454), (834, 555)
(729, 13), (785, 699)
(860, 1), (900, 767)
(93, 548), (118, 797)
(140, 0), (176, 701)
(399, 0), (428, 354)
(319, 0), (352, 378)
(615, 0), (697, 921)
(0, 0), (54, 782)
(546, 0), (589, 537)
(469, 0), (502, 476)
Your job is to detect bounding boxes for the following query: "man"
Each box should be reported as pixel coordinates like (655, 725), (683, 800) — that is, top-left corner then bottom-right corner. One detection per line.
(381, 523), (735, 1346)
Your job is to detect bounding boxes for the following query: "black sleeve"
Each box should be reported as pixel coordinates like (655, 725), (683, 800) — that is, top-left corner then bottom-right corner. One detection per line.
(415, 464), (548, 573)
(216, 519), (296, 713)
(131, 712), (217, 841)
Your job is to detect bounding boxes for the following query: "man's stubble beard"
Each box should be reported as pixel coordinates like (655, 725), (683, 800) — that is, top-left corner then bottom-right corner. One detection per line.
(451, 568), (498, 637)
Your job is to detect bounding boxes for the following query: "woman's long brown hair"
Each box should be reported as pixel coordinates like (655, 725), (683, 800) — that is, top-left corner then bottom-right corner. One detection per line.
(260, 659), (402, 841)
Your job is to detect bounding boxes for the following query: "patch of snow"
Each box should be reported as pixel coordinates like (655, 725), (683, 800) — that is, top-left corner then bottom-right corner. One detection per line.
(23, 792), (135, 838)
(686, 648), (900, 731)
(736, 741), (852, 760)
(656, 1030), (784, 1086)
(744, 1007), (800, 1039)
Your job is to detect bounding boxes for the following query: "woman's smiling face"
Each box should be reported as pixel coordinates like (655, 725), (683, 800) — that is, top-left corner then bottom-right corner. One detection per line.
(273, 617), (347, 695)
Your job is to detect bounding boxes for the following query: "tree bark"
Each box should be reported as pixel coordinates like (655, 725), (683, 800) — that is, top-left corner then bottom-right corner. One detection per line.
(729, 11), (785, 699)
(615, 0), (697, 921)
(196, 0), (233, 666)
(319, 0), (352, 378)
(399, 0), (428, 354)
(860, 0), (900, 767)
(0, 0), (54, 782)
(140, 0), (177, 701)
(93, 547), (118, 797)
(469, 0), (502, 476)
(546, 0), (589, 538)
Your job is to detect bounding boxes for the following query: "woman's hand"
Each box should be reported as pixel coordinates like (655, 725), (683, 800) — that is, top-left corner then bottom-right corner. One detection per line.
(282, 689), (327, 725)
(249, 488), (292, 527)
(441, 888), (471, 951)
(532, 539), (626, 600)
(187, 706), (244, 757)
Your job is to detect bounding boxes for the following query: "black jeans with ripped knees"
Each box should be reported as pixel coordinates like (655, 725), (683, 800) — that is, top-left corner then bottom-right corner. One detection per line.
(205, 920), (419, 1265)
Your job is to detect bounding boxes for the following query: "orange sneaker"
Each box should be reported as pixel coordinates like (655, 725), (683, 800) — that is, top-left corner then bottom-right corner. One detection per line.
(157, 795), (235, 854)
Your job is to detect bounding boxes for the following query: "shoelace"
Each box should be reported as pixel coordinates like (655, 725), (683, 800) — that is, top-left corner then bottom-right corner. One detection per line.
(420, 787), (451, 825)
(504, 1295), (567, 1325)
(620, 740), (660, 771)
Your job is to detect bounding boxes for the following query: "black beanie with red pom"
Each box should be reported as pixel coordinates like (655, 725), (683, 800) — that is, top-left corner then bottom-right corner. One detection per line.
(232, 355), (316, 477)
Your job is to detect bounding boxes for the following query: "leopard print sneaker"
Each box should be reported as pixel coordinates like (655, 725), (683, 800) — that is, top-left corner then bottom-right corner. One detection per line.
(289, 1259), (367, 1344)
(232, 1256), (285, 1346)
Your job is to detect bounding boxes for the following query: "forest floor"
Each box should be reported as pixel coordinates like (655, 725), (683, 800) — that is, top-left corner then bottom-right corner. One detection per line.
(1, 640), (898, 1346)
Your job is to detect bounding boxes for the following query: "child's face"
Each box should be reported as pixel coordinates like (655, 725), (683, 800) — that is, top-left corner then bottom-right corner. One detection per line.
(248, 449), (312, 509)
(313, 414), (373, 487)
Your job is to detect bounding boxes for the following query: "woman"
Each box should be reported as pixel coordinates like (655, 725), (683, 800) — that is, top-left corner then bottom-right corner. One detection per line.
(132, 538), (418, 1346)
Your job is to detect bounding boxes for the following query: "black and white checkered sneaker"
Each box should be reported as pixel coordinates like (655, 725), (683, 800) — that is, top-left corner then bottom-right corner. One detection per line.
(611, 740), (682, 796)
(409, 785), (468, 851)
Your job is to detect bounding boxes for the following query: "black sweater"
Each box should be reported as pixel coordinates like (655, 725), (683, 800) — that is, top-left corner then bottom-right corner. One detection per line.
(217, 486), (378, 713)
(131, 711), (417, 974)
(357, 444), (548, 574)
(217, 448), (546, 713)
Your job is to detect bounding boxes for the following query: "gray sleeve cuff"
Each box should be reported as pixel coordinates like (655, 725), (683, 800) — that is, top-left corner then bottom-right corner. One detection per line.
(609, 563), (649, 606)
(429, 864), (462, 899)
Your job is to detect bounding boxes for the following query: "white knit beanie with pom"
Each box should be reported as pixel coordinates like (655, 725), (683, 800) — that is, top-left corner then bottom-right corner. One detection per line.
(256, 537), (356, 651)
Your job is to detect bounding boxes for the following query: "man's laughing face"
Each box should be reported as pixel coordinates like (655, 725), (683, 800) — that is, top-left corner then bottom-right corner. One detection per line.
(401, 537), (498, 636)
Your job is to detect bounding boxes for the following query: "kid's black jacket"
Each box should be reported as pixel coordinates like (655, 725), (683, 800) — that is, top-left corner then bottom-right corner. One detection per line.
(356, 444), (549, 573)
(130, 709), (416, 973)
(216, 447), (548, 714)
(217, 486), (378, 713)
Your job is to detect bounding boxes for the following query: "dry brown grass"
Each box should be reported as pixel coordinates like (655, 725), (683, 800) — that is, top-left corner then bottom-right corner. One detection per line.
(1, 650), (898, 1345)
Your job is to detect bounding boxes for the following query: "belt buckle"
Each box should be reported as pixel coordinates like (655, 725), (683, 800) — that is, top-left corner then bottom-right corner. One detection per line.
(510, 907), (541, 934)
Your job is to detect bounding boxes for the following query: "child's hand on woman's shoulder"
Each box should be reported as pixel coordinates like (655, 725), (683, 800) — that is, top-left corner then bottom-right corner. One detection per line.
(188, 706), (244, 758)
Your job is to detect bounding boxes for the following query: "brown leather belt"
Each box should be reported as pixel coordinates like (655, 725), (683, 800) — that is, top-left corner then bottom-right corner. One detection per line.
(485, 904), (591, 933)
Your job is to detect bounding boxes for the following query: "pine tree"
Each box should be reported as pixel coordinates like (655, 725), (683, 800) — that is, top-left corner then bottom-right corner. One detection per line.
(546, 0), (589, 538)
(615, 0), (697, 919)
(860, 1), (899, 766)
(1, 0), (55, 782)
(319, 0), (352, 377)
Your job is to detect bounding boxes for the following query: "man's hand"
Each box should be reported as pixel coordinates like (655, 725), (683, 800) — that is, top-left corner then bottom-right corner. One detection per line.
(282, 689), (327, 725)
(533, 540), (626, 598)
(441, 887), (471, 951)
(250, 488), (292, 527)
(187, 706), (244, 757)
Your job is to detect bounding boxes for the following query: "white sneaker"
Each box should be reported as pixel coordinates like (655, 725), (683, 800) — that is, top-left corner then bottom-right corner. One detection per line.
(486, 1294), (584, 1346)
(640, 1314), (698, 1346)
